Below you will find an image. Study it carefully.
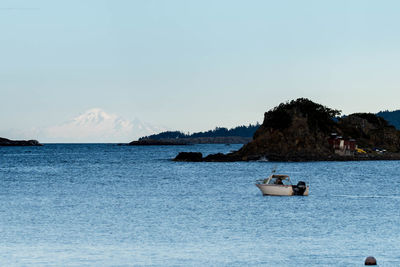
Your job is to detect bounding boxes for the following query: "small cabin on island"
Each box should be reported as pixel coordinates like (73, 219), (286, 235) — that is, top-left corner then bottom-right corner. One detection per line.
(328, 133), (357, 156)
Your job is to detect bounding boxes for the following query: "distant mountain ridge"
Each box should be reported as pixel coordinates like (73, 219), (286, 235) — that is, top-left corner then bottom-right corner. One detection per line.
(45, 108), (166, 143)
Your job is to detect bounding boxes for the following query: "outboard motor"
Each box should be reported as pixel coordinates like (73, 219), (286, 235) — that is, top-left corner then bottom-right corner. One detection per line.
(292, 181), (307, 195)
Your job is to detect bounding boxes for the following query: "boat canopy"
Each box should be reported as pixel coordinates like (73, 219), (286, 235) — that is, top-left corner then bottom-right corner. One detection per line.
(256, 173), (292, 185)
(271, 174), (289, 179)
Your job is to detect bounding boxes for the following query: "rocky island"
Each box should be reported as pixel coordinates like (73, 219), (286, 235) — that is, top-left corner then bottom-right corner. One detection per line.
(174, 98), (400, 162)
(0, 137), (42, 146)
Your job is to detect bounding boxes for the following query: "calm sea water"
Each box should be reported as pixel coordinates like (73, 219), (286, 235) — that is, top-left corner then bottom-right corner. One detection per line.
(1, 144), (399, 266)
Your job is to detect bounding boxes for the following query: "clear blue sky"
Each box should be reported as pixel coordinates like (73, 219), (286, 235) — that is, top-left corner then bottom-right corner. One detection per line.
(2, 0), (400, 137)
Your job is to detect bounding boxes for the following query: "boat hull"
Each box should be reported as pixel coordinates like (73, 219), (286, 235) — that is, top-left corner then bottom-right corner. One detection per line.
(256, 184), (309, 196)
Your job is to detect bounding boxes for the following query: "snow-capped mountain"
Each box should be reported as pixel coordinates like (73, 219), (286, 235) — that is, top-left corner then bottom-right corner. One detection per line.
(43, 108), (166, 143)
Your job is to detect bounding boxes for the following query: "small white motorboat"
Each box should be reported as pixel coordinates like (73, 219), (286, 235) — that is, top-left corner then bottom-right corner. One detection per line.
(255, 174), (309, 196)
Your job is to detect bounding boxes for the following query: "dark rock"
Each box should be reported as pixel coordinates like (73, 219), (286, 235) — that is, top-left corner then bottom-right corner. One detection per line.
(203, 152), (241, 162)
(0, 137), (42, 146)
(174, 152), (203, 162)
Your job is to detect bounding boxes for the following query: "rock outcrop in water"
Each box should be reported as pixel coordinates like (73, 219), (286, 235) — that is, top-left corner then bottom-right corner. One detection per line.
(174, 98), (400, 162)
(174, 152), (203, 161)
(0, 137), (42, 146)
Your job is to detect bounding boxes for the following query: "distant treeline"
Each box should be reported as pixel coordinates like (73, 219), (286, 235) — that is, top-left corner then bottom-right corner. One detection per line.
(377, 110), (400, 129)
(138, 109), (400, 141)
(139, 124), (260, 140)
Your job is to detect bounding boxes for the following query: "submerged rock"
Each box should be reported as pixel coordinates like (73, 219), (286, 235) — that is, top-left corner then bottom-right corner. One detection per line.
(203, 152), (241, 162)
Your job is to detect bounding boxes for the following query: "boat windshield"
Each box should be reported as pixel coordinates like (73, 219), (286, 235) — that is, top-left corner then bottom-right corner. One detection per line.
(268, 177), (291, 185)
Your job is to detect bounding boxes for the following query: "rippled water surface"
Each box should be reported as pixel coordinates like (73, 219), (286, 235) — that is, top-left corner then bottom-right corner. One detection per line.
(1, 144), (400, 266)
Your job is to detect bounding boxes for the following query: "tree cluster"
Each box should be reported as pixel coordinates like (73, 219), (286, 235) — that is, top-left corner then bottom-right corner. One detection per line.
(263, 98), (341, 132)
(139, 124), (260, 140)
